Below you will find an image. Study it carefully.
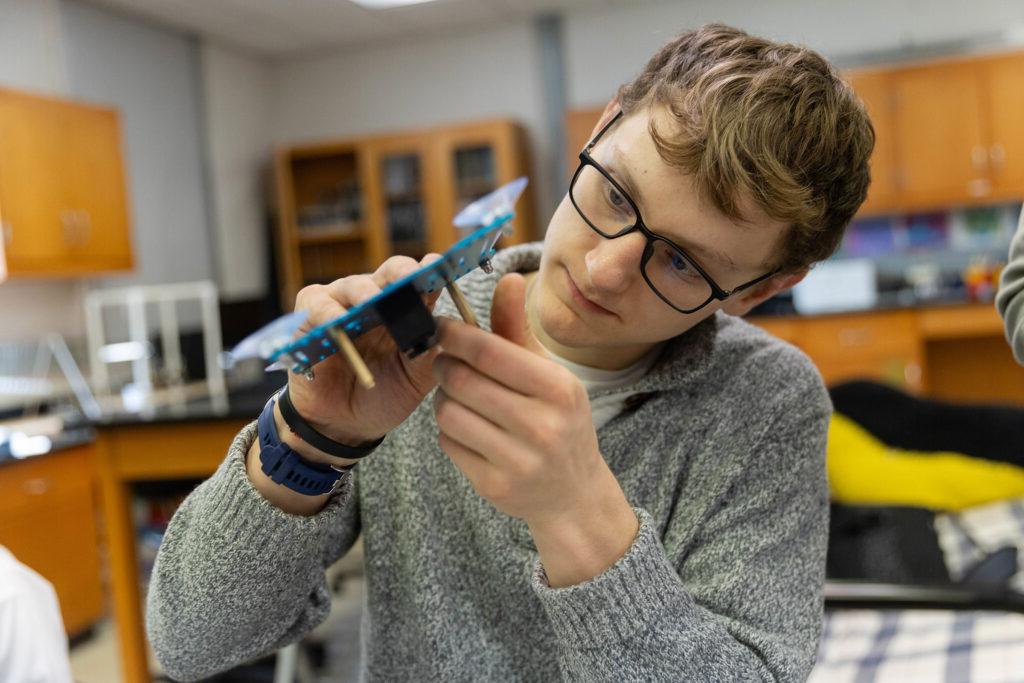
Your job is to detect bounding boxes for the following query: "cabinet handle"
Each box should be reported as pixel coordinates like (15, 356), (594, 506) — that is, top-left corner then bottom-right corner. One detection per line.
(60, 211), (91, 245)
(971, 145), (989, 171)
(904, 361), (922, 389)
(837, 328), (870, 346)
(77, 210), (91, 243)
(990, 144), (1006, 171)
(61, 210), (77, 245)
(894, 168), (907, 191)
(22, 477), (50, 496)
(967, 178), (992, 197)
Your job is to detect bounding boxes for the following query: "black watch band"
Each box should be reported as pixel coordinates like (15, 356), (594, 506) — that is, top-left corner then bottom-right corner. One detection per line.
(277, 386), (384, 460)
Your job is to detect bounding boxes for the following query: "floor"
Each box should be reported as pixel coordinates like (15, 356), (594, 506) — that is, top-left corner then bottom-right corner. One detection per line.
(70, 618), (127, 683)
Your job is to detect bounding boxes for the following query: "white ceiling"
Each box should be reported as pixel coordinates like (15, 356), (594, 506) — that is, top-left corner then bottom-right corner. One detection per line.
(79, 0), (634, 57)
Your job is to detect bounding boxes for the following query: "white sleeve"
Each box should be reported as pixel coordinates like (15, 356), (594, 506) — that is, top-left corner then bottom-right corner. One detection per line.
(0, 550), (74, 683)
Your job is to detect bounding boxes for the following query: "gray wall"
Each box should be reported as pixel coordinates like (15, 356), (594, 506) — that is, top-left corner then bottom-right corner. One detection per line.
(200, 41), (273, 302)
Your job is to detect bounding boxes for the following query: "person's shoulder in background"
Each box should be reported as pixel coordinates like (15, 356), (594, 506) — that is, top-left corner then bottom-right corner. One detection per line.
(996, 206), (1024, 364)
(0, 545), (75, 683)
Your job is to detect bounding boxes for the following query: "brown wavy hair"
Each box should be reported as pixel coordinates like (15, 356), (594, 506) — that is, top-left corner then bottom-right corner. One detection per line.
(616, 24), (874, 273)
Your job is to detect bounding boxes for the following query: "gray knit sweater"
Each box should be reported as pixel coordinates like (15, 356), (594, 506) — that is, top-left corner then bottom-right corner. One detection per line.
(147, 242), (831, 682)
(998, 207), (1024, 364)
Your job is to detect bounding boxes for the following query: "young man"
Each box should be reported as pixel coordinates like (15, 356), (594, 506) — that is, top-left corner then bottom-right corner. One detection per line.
(148, 24), (873, 681)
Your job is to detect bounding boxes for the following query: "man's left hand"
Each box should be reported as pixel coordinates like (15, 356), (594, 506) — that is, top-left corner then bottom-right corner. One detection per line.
(432, 273), (638, 586)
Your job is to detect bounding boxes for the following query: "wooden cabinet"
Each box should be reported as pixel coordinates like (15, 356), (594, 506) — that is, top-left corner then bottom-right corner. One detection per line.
(750, 304), (1024, 406)
(847, 50), (1024, 215)
(846, 70), (898, 215)
(0, 444), (105, 636)
(63, 103), (133, 272)
(892, 61), (989, 208)
(431, 121), (535, 250)
(363, 134), (438, 261)
(565, 108), (603, 181)
(0, 88), (132, 277)
(984, 52), (1024, 197)
(274, 119), (536, 311)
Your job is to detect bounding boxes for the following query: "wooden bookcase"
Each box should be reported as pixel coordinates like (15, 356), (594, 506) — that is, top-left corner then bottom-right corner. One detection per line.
(273, 119), (536, 311)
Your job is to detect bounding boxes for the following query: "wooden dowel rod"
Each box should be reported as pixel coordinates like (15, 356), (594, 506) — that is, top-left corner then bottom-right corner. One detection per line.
(329, 327), (375, 389)
(445, 281), (478, 327)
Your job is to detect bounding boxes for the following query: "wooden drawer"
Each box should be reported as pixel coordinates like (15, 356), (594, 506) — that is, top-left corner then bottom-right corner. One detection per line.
(0, 445), (96, 517)
(797, 310), (920, 360)
(814, 356), (923, 391)
(749, 317), (801, 345)
(918, 304), (1003, 339)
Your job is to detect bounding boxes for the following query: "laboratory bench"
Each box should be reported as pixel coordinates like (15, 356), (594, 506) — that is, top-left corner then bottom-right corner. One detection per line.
(0, 373), (283, 683)
(91, 374), (282, 683)
(749, 300), (1024, 406)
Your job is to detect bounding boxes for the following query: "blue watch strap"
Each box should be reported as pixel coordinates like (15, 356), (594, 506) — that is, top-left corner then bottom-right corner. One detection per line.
(257, 396), (349, 496)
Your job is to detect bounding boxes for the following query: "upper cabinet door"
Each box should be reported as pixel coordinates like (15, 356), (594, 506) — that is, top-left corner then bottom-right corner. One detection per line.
(63, 103), (133, 273)
(433, 121), (536, 249)
(0, 88), (133, 277)
(891, 62), (989, 208)
(982, 52), (1024, 199)
(847, 69), (898, 216)
(363, 136), (436, 259)
(0, 90), (69, 274)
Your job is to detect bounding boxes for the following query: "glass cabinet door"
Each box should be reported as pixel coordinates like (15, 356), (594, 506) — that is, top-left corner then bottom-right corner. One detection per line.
(381, 152), (427, 260)
(453, 145), (497, 215)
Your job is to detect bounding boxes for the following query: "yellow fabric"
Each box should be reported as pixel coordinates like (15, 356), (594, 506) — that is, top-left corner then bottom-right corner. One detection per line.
(827, 412), (1024, 511)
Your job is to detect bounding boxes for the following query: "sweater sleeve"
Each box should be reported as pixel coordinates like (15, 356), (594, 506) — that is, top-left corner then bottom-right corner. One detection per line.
(145, 421), (363, 682)
(531, 380), (830, 682)
(997, 205), (1024, 364)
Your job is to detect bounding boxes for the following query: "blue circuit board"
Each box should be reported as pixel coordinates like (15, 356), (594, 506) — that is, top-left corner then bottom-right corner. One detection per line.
(268, 214), (512, 375)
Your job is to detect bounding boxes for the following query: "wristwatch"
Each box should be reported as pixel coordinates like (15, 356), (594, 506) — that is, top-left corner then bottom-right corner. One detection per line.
(256, 389), (382, 496)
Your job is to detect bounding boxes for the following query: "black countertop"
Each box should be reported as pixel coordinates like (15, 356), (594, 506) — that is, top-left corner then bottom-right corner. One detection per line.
(91, 374), (284, 428)
(0, 375), (284, 469)
(0, 425), (96, 468)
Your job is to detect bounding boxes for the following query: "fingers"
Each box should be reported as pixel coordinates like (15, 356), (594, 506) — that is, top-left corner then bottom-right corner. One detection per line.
(436, 317), (566, 398)
(295, 252), (446, 333)
(371, 255), (421, 289)
(431, 353), (528, 432)
(437, 431), (493, 491)
(490, 273), (545, 355)
(432, 388), (511, 464)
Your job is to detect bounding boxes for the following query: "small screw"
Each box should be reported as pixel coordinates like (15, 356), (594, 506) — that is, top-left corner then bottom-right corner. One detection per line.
(303, 369), (315, 381)
(480, 258), (493, 274)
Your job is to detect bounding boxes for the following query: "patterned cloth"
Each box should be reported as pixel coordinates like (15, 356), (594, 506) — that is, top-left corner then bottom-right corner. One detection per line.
(809, 609), (1024, 683)
(935, 497), (1024, 593)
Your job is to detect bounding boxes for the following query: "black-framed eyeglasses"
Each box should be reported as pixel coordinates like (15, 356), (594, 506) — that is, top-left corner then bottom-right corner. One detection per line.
(569, 110), (780, 314)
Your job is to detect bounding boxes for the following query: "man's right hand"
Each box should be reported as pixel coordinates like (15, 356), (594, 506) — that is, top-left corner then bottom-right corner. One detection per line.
(246, 254), (446, 514)
(286, 253), (446, 449)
